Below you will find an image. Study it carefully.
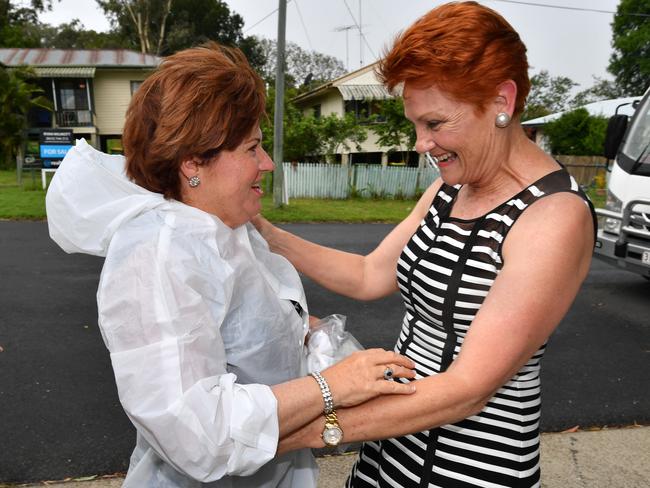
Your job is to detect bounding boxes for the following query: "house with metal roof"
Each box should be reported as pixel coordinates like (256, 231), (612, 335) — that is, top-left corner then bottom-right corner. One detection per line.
(292, 62), (421, 166)
(0, 48), (160, 155)
(522, 96), (641, 153)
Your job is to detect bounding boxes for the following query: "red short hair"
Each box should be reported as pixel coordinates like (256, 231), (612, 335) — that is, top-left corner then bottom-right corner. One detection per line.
(123, 42), (266, 200)
(378, 1), (530, 116)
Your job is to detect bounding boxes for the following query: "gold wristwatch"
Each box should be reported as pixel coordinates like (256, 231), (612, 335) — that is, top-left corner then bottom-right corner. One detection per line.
(321, 411), (343, 447)
(311, 371), (344, 447)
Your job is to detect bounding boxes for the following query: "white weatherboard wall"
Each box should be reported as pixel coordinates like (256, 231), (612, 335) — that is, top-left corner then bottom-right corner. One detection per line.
(93, 69), (150, 134)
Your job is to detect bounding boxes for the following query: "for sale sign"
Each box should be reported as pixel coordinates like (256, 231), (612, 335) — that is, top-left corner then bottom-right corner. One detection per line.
(39, 129), (74, 159)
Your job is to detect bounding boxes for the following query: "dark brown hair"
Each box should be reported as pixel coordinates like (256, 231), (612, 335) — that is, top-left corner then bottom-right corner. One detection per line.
(379, 1), (530, 116)
(123, 42), (266, 200)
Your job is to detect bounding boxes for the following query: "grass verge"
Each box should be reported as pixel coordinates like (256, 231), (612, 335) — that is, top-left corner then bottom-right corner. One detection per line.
(0, 169), (605, 222)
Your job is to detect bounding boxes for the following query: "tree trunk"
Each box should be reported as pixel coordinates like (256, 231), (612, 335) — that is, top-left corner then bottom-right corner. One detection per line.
(156, 0), (173, 56)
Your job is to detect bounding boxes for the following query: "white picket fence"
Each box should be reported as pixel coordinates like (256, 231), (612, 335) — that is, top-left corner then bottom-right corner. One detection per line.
(282, 163), (440, 199)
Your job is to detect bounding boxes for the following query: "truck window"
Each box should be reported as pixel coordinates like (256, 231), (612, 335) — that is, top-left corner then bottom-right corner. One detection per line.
(620, 92), (650, 173)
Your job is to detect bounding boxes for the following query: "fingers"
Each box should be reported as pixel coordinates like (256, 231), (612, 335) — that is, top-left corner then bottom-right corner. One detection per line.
(380, 364), (416, 381)
(361, 348), (416, 370)
(378, 378), (417, 395)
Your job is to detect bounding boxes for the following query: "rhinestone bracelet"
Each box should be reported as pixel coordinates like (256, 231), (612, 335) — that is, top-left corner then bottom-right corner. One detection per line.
(310, 371), (334, 415)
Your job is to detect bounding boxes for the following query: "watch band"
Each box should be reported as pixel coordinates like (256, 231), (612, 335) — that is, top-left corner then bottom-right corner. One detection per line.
(310, 371), (334, 414)
(322, 410), (344, 447)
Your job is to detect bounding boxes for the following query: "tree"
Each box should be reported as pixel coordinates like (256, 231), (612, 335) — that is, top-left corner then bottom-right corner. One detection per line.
(257, 38), (346, 89)
(0, 66), (52, 169)
(608, 0), (650, 95)
(571, 76), (627, 107)
(318, 113), (367, 161)
(96, 0), (172, 55)
(262, 86), (367, 163)
(522, 70), (578, 121)
(543, 108), (608, 156)
(40, 19), (126, 49)
(0, 0), (50, 47)
(96, 0), (263, 66)
(370, 98), (416, 162)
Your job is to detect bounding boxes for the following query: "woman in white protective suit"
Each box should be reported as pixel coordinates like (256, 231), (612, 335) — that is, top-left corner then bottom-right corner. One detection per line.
(45, 42), (416, 488)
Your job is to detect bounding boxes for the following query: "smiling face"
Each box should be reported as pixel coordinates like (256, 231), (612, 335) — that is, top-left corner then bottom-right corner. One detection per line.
(404, 83), (504, 187)
(180, 125), (274, 228)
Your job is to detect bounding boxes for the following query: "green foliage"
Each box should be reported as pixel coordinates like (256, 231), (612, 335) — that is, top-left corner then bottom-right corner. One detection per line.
(39, 19), (126, 49)
(522, 70), (578, 121)
(543, 108), (608, 156)
(571, 76), (626, 107)
(0, 66), (52, 169)
(370, 98), (415, 161)
(0, 0), (45, 47)
(318, 112), (367, 161)
(96, 0), (262, 64)
(263, 86), (367, 162)
(608, 0), (650, 95)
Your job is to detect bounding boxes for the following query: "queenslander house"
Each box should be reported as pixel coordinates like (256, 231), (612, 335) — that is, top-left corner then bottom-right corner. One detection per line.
(0, 48), (160, 158)
(292, 62), (424, 167)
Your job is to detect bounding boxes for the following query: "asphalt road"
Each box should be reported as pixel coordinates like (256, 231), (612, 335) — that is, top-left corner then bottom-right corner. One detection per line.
(0, 221), (648, 483)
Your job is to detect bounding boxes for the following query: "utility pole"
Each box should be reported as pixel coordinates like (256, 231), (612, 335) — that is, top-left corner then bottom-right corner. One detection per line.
(273, 0), (288, 207)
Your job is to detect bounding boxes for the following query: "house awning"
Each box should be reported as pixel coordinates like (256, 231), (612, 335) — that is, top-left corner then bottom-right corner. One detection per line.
(338, 84), (393, 101)
(32, 67), (96, 78)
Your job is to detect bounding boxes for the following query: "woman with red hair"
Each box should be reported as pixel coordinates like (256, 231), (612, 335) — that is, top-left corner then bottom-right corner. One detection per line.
(256, 2), (597, 486)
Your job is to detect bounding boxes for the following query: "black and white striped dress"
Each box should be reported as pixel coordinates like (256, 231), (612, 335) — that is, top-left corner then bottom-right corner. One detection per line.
(347, 169), (596, 488)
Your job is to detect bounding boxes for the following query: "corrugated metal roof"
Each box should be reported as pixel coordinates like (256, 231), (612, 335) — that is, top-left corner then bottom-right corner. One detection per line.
(32, 67), (96, 78)
(522, 96), (641, 126)
(0, 48), (160, 69)
(338, 84), (392, 101)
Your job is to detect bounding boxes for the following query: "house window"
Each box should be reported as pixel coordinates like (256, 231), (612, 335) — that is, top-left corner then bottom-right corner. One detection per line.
(58, 80), (89, 110)
(344, 100), (385, 124)
(312, 104), (321, 119)
(130, 80), (143, 95)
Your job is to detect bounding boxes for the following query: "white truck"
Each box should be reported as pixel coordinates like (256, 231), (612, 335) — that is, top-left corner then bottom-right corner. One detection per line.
(595, 86), (650, 279)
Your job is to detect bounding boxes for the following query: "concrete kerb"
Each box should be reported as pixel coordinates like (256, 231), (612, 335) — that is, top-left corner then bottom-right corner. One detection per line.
(7, 426), (650, 488)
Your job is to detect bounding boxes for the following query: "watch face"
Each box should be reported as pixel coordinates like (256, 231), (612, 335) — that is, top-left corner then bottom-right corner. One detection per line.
(323, 425), (343, 446)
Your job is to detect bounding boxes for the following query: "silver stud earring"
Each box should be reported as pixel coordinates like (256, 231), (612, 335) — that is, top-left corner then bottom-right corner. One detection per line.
(188, 175), (201, 188)
(495, 112), (511, 128)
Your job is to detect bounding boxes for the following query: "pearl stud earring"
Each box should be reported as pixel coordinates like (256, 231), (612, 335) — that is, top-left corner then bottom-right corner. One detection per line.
(495, 112), (511, 128)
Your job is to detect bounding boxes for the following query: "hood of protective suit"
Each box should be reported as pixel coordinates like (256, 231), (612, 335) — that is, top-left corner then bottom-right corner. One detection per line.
(46, 138), (167, 257)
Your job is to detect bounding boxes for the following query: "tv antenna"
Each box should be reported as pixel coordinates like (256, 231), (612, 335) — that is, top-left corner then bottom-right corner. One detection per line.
(334, 23), (367, 71)
(333, 25), (355, 71)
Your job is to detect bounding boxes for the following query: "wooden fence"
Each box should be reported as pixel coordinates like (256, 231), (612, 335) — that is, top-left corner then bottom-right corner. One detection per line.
(555, 155), (608, 188)
(282, 163), (440, 199)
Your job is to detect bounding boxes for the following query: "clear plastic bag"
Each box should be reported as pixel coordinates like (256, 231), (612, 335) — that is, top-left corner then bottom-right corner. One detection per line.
(306, 314), (364, 373)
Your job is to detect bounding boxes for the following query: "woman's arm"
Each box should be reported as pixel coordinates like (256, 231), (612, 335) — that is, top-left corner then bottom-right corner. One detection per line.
(271, 348), (416, 437)
(278, 192), (595, 453)
(254, 180), (443, 300)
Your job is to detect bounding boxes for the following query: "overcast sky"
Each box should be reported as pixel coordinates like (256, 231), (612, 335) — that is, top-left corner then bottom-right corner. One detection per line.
(37, 0), (621, 91)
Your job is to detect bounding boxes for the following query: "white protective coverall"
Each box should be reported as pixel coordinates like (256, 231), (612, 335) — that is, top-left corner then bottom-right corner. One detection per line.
(45, 139), (318, 487)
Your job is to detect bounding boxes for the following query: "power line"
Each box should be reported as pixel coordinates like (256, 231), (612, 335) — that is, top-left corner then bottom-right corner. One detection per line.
(488, 0), (650, 18)
(342, 0), (377, 63)
(243, 0), (293, 34)
(293, 0), (313, 51)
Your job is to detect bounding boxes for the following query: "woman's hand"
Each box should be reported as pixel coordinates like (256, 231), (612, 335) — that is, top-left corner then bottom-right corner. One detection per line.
(251, 214), (276, 244)
(322, 349), (417, 408)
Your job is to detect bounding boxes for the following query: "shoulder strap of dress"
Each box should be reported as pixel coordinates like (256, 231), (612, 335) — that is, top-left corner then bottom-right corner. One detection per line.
(431, 183), (461, 223)
(518, 168), (597, 245)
